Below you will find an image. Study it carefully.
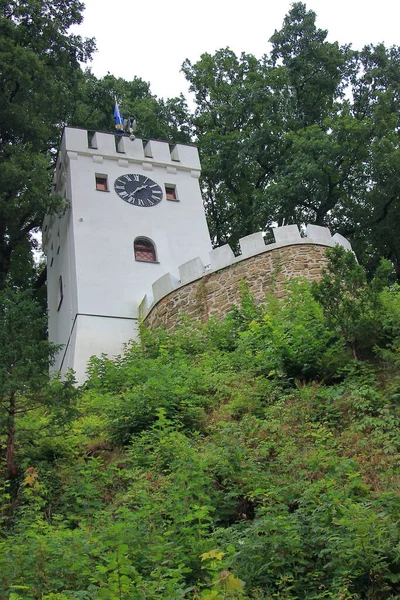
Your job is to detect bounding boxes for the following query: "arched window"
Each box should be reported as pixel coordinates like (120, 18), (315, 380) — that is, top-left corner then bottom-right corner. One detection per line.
(134, 238), (157, 262)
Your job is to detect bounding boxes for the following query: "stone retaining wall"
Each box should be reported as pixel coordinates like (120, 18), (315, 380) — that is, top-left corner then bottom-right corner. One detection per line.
(144, 243), (329, 331)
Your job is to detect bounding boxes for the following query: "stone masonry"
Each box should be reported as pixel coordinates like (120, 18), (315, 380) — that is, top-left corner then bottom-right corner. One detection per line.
(144, 243), (329, 331)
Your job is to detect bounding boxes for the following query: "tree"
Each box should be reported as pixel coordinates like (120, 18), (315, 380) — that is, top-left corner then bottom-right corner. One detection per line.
(182, 48), (282, 247)
(0, 0), (95, 289)
(311, 246), (393, 360)
(0, 288), (77, 480)
(269, 2), (350, 127)
(67, 71), (192, 144)
(182, 4), (352, 248)
(0, 1), (90, 481)
(183, 3), (400, 278)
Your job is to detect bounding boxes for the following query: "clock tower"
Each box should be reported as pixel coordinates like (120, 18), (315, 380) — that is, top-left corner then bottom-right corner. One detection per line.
(42, 127), (212, 383)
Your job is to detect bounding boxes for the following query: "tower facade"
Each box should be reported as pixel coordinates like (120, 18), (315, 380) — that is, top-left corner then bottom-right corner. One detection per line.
(42, 127), (212, 383)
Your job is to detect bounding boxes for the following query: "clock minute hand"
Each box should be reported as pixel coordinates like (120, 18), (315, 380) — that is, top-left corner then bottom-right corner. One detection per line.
(133, 184), (148, 193)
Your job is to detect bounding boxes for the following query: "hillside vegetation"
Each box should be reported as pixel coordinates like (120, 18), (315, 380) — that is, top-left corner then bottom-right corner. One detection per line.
(1, 248), (399, 599)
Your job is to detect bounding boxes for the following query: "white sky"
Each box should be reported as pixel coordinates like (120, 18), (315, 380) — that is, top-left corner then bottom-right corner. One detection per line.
(76, 0), (400, 101)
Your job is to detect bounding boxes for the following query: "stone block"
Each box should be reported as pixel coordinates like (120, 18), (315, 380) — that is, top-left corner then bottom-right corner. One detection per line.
(332, 232), (352, 251)
(118, 136), (145, 160)
(239, 232), (266, 258)
(138, 295), (149, 321)
(144, 140), (171, 164)
(273, 225), (301, 245)
(94, 132), (117, 155)
(152, 272), (179, 303)
(306, 224), (333, 245)
(175, 144), (201, 170)
(179, 257), (205, 284)
(209, 245), (235, 271)
(64, 128), (88, 152)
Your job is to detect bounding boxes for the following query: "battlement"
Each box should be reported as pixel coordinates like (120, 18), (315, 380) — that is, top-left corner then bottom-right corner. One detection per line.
(139, 224), (352, 322)
(58, 127), (200, 172)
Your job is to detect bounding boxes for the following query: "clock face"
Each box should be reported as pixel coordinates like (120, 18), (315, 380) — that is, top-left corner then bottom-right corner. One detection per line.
(114, 174), (163, 207)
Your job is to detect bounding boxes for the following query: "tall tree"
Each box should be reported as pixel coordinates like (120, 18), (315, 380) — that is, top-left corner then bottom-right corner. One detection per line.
(269, 2), (350, 127)
(0, 0), (95, 289)
(0, 0), (91, 482)
(182, 49), (265, 246)
(182, 5), (352, 249)
(183, 3), (400, 277)
(68, 71), (192, 143)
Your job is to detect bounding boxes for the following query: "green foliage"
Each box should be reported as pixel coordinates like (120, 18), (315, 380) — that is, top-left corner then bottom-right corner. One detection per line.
(0, 287), (78, 480)
(1, 276), (399, 599)
(84, 341), (216, 444)
(312, 246), (393, 359)
(183, 3), (400, 279)
(1, 5), (400, 597)
(69, 71), (192, 144)
(234, 281), (347, 381)
(0, 0), (95, 288)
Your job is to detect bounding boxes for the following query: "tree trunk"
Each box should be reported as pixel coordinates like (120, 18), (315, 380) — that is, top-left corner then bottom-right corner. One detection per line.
(351, 343), (359, 361)
(6, 393), (17, 480)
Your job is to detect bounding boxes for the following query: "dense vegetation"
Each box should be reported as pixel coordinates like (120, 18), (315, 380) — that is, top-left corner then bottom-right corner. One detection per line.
(1, 2), (400, 597)
(1, 248), (399, 599)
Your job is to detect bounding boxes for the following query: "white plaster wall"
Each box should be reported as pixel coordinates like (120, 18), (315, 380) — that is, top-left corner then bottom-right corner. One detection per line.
(72, 314), (139, 384)
(68, 148), (212, 318)
(46, 208), (78, 373)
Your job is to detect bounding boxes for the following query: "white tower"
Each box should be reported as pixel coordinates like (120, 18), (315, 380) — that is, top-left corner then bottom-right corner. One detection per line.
(42, 127), (212, 383)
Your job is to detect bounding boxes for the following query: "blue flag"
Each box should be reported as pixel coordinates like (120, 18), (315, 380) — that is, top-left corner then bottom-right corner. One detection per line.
(113, 99), (124, 133)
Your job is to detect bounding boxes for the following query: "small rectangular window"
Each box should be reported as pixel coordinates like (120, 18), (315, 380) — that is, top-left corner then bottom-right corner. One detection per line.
(96, 175), (108, 192)
(57, 275), (64, 311)
(165, 185), (178, 201)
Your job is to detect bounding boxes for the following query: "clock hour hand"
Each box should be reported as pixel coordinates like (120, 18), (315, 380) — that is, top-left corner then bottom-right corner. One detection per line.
(133, 184), (148, 193)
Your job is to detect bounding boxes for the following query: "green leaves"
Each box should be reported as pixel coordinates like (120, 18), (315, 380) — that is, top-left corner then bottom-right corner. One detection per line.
(182, 5), (400, 278)
(0, 0), (94, 289)
(312, 246), (393, 359)
(1, 278), (400, 598)
(0, 287), (78, 479)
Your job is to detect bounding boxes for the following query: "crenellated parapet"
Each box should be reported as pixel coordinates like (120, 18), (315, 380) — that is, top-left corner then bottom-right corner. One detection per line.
(57, 127), (201, 177)
(139, 224), (352, 326)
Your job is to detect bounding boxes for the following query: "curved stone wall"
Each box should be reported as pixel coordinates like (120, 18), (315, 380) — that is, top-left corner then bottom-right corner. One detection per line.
(144, 242), (330, 331)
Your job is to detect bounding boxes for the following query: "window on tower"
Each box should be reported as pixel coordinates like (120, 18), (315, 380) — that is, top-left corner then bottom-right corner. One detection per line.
(134, 238), (157, 262)
(95, 174), (108, 191)
(165, 184), (178, 201)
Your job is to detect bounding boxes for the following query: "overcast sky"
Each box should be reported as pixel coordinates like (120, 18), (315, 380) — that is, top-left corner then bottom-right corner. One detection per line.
(75, 0), (400, 101)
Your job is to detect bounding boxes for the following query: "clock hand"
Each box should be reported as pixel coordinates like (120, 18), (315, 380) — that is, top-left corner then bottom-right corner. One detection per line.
(133, 185), (148, 193)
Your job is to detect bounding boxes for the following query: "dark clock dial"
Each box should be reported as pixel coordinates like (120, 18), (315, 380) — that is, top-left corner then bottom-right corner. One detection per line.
(114, 174), (163, 207)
